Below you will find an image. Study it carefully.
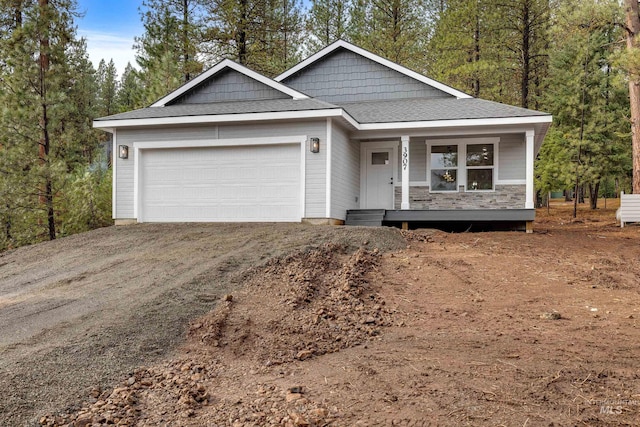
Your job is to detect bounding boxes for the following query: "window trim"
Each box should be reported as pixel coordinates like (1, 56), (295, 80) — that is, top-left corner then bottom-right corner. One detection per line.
(426, 138), (500, 193)
(429, 144), (460, 193)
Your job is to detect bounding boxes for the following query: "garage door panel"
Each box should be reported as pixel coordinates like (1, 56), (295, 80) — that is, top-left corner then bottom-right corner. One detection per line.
(140, 144), (301, 222)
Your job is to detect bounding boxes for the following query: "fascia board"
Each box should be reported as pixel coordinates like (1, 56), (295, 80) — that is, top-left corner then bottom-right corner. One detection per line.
(355, 115), (553, 131)
(94, 108), (551, 133)
(93, 108), (345, 129)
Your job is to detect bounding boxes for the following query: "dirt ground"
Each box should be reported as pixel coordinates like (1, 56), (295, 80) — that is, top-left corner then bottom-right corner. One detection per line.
(0, 224), (405, 427)
(3, 200), (640, 426)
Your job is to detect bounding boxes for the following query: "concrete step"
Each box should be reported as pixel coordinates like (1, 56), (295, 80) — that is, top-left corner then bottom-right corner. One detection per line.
(345, 209), (386, 226)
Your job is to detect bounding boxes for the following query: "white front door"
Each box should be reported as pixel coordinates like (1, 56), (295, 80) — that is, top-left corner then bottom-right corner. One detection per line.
(364, 148), (394, 209)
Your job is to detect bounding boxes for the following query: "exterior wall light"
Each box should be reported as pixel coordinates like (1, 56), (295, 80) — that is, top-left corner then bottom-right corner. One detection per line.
(309, 137), (320, 153)
(118, 145), (129, 159)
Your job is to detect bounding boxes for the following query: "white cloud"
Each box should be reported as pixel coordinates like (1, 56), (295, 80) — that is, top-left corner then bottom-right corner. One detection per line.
(78, 29), (138, 77)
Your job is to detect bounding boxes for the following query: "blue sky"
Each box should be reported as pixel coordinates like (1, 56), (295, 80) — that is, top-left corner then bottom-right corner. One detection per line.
(76, 0), (144, 77)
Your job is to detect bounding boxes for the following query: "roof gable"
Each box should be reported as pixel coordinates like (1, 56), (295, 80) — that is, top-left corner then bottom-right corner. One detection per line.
(275, 40), (472, 101)
(151, 59), (308, 107)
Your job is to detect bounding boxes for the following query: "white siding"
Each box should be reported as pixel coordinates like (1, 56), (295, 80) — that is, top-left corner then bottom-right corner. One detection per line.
(115, 120), (327, 220)
(498, 133), (526, 181)
(330, 123), (360, 220)
(116, 126), (219, 219)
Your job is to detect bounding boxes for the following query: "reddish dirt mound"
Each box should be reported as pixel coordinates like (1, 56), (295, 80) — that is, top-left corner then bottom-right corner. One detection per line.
(40, 244), (395, 426)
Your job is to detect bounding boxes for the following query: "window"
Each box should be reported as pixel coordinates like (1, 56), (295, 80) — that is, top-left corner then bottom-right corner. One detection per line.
(430, 145), (458, 191)
(428, 141), (496, 192)
(466, 144), (494, 191)
(372, 151), (389, 165)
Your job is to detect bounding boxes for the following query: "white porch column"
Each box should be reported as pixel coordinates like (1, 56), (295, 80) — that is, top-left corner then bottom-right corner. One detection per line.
(401, 135), (410, 210)
(525, 130), (535, 209)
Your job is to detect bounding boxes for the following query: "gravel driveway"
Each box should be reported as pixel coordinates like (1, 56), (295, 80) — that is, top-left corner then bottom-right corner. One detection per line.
(0, 223), (404, 426)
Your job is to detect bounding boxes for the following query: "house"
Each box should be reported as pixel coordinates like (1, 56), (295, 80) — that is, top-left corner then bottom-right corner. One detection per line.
(93, 40), (552, 231)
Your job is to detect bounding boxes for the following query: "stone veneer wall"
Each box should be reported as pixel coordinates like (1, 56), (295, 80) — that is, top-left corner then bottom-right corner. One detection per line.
(394, 185), (526, 210)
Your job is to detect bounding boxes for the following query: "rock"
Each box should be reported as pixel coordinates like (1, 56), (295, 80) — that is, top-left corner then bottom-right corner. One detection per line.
(113, 387), (128, 395)
(285, 392), (303, 403)
(296, 350), (313, 360)
(127, 377), (136, 386)
(288, 386), (304, 394)
(540, 312), (561, 320)
(224, 294), (233, 302)
(363, 316), (376, 324)
(74, 413), (93, 427)
(310, 408), (328, 418)
(289, 412), (310, 426)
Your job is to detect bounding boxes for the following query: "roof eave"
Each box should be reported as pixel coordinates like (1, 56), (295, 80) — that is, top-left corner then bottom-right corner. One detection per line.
(92, 108), (348, 130)
(94, 110), (551, 135)
(355, 115), (553, 130)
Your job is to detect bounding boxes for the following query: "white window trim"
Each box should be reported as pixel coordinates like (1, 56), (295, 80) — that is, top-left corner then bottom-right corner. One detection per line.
(426, 138), (500, 193)
(465, 142), (497, 192)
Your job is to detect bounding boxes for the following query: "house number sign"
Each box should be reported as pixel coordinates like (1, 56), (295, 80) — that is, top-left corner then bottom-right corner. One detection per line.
(402, 146), (408, 171)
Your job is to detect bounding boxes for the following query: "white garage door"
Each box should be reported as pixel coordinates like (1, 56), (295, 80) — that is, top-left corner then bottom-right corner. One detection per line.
(139, 144), (301, 222)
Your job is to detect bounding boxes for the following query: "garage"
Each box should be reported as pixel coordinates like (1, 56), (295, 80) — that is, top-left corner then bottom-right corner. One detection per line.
(138, 143), (301, 222)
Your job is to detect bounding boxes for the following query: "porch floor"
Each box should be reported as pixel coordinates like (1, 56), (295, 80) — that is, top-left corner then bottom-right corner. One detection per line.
(346, 209), (535, 229)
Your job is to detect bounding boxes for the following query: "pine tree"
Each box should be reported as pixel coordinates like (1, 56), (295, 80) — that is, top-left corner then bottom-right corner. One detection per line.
(97, 59), (119, 116)
(623, 0), (640, 193)
(305, 0), (352, 53)
(117, 62), (144, 112)
(494, 0), (551, 108)
(426, 0), (498, 98)
(349, 0), (430, 69)
(135, 0), (205, 104)
(536, 0), (630, 212)
(201, 0), (304, 76)
(0, 0), (103, 249)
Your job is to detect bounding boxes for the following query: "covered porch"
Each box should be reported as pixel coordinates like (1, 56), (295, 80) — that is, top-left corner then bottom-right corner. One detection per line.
(351, 123), (548, 231)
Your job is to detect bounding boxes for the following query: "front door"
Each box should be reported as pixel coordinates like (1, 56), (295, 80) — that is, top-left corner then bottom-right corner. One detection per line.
(364, 148), (394, 209)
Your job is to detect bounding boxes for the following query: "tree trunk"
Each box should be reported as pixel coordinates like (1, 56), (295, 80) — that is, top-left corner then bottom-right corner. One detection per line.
(473, 11), (480, 97)
(183, 0), (190, 82)
(237, 0), (248, 65)
(625, 0), (640, 194)
(38, 0), (55, 240)
(588, 182), (599, 210)
(521, 0), (530, 108)
(4, 204), (11, 243)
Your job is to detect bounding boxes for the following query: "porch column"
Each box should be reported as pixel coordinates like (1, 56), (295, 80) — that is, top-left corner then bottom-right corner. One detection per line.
(401, 135), (410, 209)
(525, 130), (535, 209)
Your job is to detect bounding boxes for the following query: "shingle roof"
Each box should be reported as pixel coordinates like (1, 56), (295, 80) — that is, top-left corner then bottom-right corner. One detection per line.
(95, 96), (550, 124)
(94, 98), (338, 121)
(339, 98), (550, 124)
